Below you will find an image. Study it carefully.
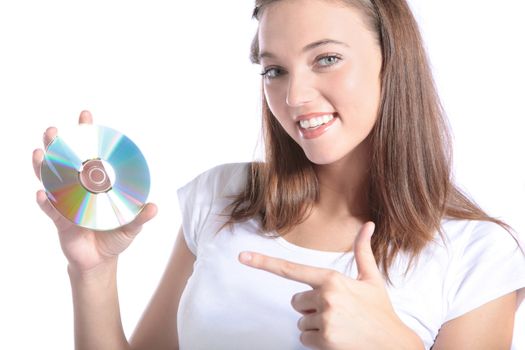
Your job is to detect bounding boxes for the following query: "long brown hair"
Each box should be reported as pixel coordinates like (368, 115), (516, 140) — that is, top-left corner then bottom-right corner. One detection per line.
(224, 0), (510, 279)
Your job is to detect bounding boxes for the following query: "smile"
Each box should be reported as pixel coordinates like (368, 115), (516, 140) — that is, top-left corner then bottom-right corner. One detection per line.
(297, 113), (338, 139)
(298, 114), (334, 130)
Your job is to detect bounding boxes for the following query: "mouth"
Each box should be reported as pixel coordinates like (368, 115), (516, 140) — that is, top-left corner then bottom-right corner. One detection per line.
(296, 113), (339, 139)
(297, 113), (338, 130)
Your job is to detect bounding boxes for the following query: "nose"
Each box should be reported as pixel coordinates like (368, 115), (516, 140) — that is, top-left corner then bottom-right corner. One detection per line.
(285, 74), (319, 107)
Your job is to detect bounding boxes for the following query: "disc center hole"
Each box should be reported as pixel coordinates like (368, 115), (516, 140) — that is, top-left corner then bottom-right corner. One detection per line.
(89, 167), (106, 184)
(79, 159), (115, 194)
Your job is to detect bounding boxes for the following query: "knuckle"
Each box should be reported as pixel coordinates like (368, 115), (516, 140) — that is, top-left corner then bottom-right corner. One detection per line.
(252, 253), (265, 267)
(299, 332), (311, 347)
(320, 312), (331, 327)
(291, 293), (299, 305)
(296, 316), (304, 330)
(320, 290), (337, 309)
(320, 327), (329, 339)
(320, 327), (337, 345)
(325, 270), (342, 283)
(280, 260), (297, 277)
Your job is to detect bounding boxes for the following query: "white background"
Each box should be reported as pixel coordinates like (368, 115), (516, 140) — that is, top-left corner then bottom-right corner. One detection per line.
(0, 0), (523, 348)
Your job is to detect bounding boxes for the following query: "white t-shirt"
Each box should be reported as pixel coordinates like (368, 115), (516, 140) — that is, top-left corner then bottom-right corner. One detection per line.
(176, 163), (525, 349)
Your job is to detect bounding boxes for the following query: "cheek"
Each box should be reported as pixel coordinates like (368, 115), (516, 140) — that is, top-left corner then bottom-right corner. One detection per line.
(355, 58), (382, 116)
(264, 84), (283, 111)
(328, 65), (381, 122)
(264, 84), (292, 127)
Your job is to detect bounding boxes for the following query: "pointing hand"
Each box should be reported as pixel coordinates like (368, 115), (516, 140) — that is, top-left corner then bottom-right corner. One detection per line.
(239, 222), (422, 350)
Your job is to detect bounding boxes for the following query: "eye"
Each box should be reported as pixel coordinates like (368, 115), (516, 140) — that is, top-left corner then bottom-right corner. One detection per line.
(259, 54), (342, 80)
(317, 54), (342, 68)
(260, 66), (284, 80)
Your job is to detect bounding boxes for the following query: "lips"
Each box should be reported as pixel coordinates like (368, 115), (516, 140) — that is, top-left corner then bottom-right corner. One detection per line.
(297, 113), (339, 139)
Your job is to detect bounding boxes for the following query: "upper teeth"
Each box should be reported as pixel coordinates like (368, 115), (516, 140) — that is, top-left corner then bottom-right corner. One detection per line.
(299, 114), (334, 129)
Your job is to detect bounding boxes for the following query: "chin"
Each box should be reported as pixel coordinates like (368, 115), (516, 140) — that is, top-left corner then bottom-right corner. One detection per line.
(303, 149), (347, 166)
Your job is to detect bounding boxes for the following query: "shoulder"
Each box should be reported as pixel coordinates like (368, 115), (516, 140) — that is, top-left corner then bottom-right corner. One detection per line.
(177, 162), (250, 205)
(438, 219), (525, 321)
(386, 219), (525, 347)
(187, 162), (250, 195)
(439, 218), (523, 256)
(198, 162), (250, 187)
(176, 163), (251, 254)
(432, 220), (523, 348)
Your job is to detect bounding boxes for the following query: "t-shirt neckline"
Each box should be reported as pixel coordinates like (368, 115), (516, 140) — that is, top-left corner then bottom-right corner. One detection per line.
(273, 235), (354, 258)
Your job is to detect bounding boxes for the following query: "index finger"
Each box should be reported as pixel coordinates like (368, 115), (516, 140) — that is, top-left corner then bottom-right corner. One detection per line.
(78, 110), (93, 124)
(239, 252), (330, 288)
(43, 110), (93, 148)
(32, 148), (44, 180)
(43, 126), (57, 149)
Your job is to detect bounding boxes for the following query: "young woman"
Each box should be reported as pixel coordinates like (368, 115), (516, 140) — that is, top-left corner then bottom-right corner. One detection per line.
(32, 0), (525, 349)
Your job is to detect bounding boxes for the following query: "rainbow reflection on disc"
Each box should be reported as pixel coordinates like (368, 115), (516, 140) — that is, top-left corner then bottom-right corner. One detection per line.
(41, 124), (150, 231)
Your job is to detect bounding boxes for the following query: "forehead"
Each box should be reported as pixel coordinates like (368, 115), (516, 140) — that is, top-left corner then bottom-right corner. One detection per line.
(258, 0), (370, 57)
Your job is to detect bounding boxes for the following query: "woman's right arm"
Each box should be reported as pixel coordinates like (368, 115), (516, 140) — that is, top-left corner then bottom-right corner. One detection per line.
(66, 227), (195, 350)
(67, 257), (128, 350)
(34, 111), (195, 350)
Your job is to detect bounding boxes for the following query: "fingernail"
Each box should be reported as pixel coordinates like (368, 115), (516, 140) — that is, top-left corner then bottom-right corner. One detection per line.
(368, 222), (376, 235)
(36, 191), (45, 204)
(239, 252), (252, 263)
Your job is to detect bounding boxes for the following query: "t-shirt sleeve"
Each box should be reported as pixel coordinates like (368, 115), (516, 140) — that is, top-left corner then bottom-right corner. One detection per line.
(444, 221), (525, 323)
(176, 171), (205, 255)
(176, 163), (249, 256)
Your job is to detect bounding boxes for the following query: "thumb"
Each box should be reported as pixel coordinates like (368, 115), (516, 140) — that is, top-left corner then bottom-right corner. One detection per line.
(354, 221), (382, 282)
(78, 110), (93, 124)
(120, 203), (158, 236)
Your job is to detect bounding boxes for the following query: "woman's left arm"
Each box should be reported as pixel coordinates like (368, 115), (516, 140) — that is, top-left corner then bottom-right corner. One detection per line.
(239, 222), (424, 350)
(432, 291), (516, 350)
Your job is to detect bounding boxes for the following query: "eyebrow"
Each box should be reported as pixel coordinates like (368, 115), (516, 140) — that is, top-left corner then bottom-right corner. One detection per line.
(258, 39), (350, 61)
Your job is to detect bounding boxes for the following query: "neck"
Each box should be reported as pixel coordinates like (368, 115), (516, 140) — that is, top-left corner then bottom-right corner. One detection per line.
(313, 137), (371, 219)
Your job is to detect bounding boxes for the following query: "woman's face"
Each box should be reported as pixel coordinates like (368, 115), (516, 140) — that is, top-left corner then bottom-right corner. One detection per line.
(258, 0), (382, 165)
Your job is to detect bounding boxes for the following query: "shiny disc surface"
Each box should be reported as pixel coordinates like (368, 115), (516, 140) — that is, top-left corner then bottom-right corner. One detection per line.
(41, 124), (150, 231)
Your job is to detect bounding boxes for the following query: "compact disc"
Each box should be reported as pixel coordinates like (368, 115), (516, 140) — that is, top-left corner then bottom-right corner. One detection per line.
(40, 124), (150, 231)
